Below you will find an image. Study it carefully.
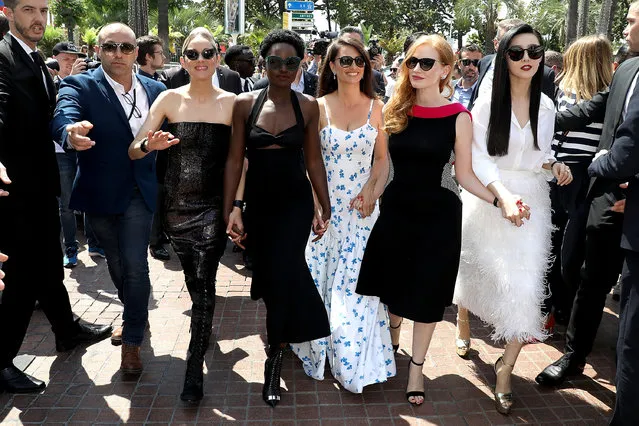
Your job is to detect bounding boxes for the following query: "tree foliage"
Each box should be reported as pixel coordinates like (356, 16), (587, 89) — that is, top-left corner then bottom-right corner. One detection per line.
(40, 25), (66, 57)
(50, 0), (87, 39)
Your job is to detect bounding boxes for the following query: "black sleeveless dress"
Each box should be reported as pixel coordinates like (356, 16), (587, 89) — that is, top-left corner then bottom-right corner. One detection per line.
(356, 104), (468, 323)
(163, 122), (230, 324)
(244, 89), (330, 345)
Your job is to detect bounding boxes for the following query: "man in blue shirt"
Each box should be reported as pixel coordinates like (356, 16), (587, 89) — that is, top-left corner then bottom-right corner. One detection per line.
(451, 45), (482, 108)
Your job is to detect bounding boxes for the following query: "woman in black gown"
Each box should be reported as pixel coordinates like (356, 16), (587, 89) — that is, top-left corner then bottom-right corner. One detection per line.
(128, 28), (236, 403)
(223, 30), (332, 407)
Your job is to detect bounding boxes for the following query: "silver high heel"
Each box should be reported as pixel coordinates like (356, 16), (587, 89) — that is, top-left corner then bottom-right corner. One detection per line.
(455, 316), (471, 358)
(493, 355), (514, 415)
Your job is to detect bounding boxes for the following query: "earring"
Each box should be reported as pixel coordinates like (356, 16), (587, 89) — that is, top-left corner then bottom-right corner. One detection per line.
(333, 73), (336, 80)
(441, 75), (447, 80)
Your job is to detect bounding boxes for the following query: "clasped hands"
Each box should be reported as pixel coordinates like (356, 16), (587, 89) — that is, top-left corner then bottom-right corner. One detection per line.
(497, 194), (531, 227)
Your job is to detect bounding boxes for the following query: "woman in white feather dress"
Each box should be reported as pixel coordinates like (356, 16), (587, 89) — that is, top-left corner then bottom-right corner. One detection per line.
(452, 24), (573, 415)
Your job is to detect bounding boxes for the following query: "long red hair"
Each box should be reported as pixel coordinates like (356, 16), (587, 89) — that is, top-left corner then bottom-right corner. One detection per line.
(385, 34), (454, 135)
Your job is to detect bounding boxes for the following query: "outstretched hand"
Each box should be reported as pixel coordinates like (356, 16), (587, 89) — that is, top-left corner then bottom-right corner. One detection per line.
(66, 120), (95, 151)
(146, 130), (180, 151)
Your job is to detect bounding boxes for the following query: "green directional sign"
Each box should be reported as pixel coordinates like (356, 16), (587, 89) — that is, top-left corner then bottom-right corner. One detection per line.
(292, 13), (313, 19)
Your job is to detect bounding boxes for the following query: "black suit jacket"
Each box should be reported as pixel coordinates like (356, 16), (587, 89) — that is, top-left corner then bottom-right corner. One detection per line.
(0, 33), (59, 201)
(159, 65), (242, 94)
(468, 54), (556, 109)
(556, 57), (639, 233)
(588, 66), (639, 252)
(252, 71), (319, 97)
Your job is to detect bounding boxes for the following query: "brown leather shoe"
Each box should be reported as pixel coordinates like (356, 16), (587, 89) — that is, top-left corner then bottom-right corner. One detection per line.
(121, 345), (143, 375)
(111, 326), (123, 346)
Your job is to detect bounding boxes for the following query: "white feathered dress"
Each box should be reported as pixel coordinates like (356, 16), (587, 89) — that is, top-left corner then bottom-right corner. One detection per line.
(453, 94), (556, 343)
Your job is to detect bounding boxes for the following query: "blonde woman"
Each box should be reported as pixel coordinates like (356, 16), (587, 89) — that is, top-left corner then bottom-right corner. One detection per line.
(356, 34), (502, 406)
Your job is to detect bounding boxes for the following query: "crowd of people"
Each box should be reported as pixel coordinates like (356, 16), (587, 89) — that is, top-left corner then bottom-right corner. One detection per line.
(1, 0), (639, 423)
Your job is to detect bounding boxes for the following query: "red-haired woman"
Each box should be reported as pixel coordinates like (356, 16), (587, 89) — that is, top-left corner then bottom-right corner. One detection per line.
(356, 34), (504, 405)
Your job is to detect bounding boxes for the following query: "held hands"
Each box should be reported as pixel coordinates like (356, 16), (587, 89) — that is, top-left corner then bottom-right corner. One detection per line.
(0, 160), (10, 197)
(146, 130), (180, 151)
(311, 205), (329, 242)
(349, 187), (376, 218)
(226, 207), (246, 249)
(552, 162), (573, 186)
(66, 120), (95, 150)
(498, 194), (531, 227)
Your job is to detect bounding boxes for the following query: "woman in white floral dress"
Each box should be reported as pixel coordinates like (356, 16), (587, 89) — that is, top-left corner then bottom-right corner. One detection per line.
(291, 36), (395, 393)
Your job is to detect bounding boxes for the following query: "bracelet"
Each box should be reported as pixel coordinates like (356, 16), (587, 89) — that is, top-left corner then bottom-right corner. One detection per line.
(232, 200), (245, 210)
(493, 197), (499, 207)
(140, 137), (150, 153)
(550, 160), (561, 170)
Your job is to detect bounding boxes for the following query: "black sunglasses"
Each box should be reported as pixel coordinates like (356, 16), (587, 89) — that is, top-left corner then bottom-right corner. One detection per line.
(184, 48), (217, 61)
(405, 56), (439, 71)
(460, 59), (480, 67)
(336, 56), (366, 68)
(506, 45), (544, 61)
(265, 55), (301, 72)
(100, 42), (136, 55)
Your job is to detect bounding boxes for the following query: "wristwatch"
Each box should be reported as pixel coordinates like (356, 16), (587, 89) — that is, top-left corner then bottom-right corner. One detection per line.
(140, 137), (150, 153)
(233, 200), (245, 211)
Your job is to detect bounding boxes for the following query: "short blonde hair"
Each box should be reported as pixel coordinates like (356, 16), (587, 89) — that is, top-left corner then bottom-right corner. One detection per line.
(559, 34), (613, 102)
(181, 27), (216, 54)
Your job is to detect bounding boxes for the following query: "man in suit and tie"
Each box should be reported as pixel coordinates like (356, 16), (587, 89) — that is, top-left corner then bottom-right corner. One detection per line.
(224, 44), (256, 93)
(0, 0), (111, 393)
(160, 27), (242, 94)
(535, 1), (639, 389)
(468, 18), (556, 109)
(52, 22), (166, 375)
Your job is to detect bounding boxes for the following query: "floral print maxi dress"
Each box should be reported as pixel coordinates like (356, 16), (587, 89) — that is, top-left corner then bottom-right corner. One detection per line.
(291, 100), (396, 393)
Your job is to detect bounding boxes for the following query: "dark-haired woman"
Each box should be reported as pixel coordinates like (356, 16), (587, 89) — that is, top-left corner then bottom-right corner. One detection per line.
(128, 28), (235, 403)
(290, 36), (395, 393)
(223, 29), (331, 407)
(453, 24), (573, 415)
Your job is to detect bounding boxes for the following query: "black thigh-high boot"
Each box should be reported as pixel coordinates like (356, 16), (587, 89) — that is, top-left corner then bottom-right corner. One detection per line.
(263, 345), (284, 407)
(180, 273), (215, 403)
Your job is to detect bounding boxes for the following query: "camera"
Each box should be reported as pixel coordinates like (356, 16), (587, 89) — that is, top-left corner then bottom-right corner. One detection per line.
(310, 39), (330, 58)
(45, 58), (59, 72)
(84, 57), (101, 70)
(368, 39), (382, 59)
(317, 31), (338, 40)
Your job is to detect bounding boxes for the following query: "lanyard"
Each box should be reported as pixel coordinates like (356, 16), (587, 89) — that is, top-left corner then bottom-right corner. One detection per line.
(126, 88), (137, 121)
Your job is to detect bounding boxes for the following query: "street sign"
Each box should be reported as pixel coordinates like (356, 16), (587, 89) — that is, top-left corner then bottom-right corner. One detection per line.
(291, 21), (314, 28)
(292, 29), (313, 34)
(292, 12), (313, 19)
(286, 1), (314, 11)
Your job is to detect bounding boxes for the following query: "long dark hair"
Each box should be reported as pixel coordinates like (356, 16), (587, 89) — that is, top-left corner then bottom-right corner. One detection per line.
(487, 24), (544, 156)
(317, 36), (375, 98)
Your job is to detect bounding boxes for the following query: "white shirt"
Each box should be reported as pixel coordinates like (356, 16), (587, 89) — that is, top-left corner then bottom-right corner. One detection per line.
(472, 94), (556, 186)
(623, 70), (639, 120)
(475, 58), (495, 103)
(212, 70), (220, 89)
(8, 32), (50, 98)
(240, 76), (253, 92)
(291, 71), (305, 93)
(103, 70), (150, 138)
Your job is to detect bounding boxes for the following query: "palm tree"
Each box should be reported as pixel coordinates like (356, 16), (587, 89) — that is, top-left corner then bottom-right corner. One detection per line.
(158, 0), (169, 54)
(565, 0), (578, 46)
(128, 0), (149, 37)
(576, 0), (589, 38)
(597, 0), (619, 39)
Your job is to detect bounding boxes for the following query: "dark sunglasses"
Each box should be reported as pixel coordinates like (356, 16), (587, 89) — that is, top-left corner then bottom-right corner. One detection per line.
(390, 67), (398, 72)
(184, 48), (217, 61)
(405, 56), (439, 71)
(100, 42), (136, 55)
(506, 45), (544, 61)
(460, 59), (480, 67)
(265, 55), (301, 71)
(336, 56), (366, 68)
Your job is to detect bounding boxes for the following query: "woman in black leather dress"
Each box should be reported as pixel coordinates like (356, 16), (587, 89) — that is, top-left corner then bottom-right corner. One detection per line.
(223, 30), (332, 407)
(128, 28), (237, 403)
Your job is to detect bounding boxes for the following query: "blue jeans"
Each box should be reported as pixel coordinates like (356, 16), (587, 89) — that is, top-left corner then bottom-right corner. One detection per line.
(57, 152), (99, 250)
(87, 190), (153, 346)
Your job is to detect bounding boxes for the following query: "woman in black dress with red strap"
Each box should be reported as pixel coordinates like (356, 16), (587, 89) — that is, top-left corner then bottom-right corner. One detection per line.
(356, 35), (500, 405)
(223, 30), (331, 407)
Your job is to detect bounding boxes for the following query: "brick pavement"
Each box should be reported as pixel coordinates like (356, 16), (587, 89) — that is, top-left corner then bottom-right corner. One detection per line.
(0, 242), (618, 425)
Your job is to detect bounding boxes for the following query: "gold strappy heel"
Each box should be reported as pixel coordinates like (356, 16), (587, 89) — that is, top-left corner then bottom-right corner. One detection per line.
(493, 356), (515, 415)
(455, 316), (471, 358)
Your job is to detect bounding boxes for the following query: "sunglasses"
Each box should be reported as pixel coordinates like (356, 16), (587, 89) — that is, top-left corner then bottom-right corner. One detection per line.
(100, 42), (136, 55)
(265, 55), (301, 71)
(184, 48), (217, 61)
(390, 67), (398, 72)
(506, 45), (544, 61)
(460, 59), (480, 67)
(336, 56), (366, 68)
(405, 56), (440, 71)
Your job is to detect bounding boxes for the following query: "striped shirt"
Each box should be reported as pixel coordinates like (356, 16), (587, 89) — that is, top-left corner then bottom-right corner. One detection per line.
(552, 90), (604, 165)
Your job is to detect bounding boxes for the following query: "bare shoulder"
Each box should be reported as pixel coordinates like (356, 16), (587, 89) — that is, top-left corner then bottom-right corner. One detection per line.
(217, 90), (237, 105)
(298, 92), (319, 114)
(456, 110), (473, 134)
(233, 91), (258, 118)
